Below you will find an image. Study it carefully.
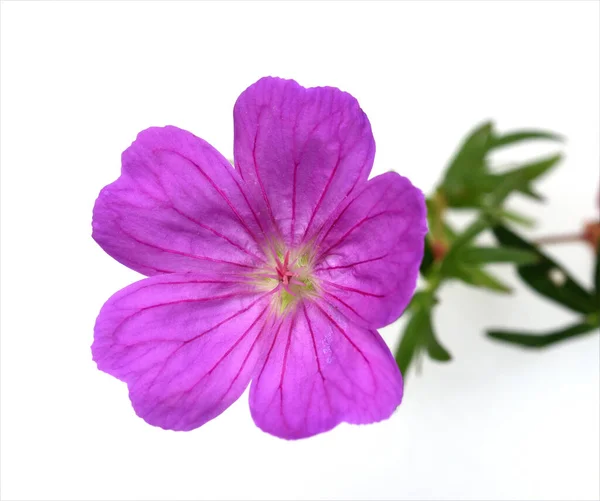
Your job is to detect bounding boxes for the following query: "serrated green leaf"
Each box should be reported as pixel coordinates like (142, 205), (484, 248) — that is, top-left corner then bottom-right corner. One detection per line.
(451, 265), (513, 293)
(487, 322), (598, 348)
(460, 246), (539, 265)
(490, 130), (563, 149)
(492, 224), (597, 314)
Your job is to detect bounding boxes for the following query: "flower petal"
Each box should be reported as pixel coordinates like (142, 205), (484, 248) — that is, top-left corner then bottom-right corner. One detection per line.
(93, 126), (268, 276)
(93, 273), (275, 431)
(234, 77), (375, 247)
(249, 301), (402, 440)
(314, 172), (427, 328)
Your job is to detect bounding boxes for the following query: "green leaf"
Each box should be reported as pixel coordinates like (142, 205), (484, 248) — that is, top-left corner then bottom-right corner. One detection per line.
(395, 306), (451, 376)
(442, 122), (494, 205)
(449, 217), (490, 251)
(490, 130), (563, 149)
(595, 245), (600, 295)
(517, 184), (545, 201)
(395, 310), (427, 375)
(492, 224), (597, 314)
(498, 209), (536, 228)
(451, 265), (512, 293)
(440, 124), (563, 209)
(441, 217), (495, 281)
(459, 246), (539, 265)
(485, 205), (535, 229)
(420, 236), (434, 277)
(500, 154), (562, 196)
(426, 317), (452, 362)
(488, 322), (598, 348)
(486, 169), (530, 207)
(485, 155), (557, 208)
(477, 155), (561, 208)
(439, 221), (458, 243)
(445, 121), (493, 180)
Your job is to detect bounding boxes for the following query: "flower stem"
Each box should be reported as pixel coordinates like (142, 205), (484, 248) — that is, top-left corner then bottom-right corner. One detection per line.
(533, 233), (584, 245)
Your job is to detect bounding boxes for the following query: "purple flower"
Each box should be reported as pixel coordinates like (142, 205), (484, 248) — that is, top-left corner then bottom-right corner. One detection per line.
(92, 77), (427, 439)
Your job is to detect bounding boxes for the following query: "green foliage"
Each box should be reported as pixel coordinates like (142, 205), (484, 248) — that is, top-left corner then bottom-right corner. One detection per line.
(395, 292), (451, 377)
(397, 120), (598, 377)
(488, 322), (598, 348)
(458, 246), (539, 265)
(439, 122), (562, 209)
(448, 265), (513, 294)
(489, 130), (563, 149)
(595, 246), (600, 299)
(492, 225), (596, 314)
(420, 237), (434, 277)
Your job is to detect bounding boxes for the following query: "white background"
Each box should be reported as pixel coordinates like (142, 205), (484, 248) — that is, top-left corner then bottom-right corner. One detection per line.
(1, 1), (599, 500)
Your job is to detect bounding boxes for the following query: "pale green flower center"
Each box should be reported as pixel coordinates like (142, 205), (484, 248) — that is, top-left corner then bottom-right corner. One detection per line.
(254, 245), (320, 315)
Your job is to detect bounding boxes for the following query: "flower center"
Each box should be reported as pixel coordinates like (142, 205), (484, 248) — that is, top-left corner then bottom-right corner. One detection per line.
(256, 247), (317, 315)
(275, 250), (303, 292)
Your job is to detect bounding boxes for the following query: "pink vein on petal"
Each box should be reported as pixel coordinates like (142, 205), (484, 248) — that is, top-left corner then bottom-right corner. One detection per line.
(159, 148), (263, 247)
(206, 305), (269, 376)
(255, 320), (285, 385)
(224, 167), (268, 241)
(142, 289), (277, 393)
(301, 150), (343, 243)
(300, 120), (371, 244)
(166, 304), (270, 406)
(317, 210), (406, 260)
(170, 205), (266, 264)
(117, 224), (255, 269)
(312, 180), (374, 249)
(315, 253), (390, 272)
(112, 293), (241, 343)
(221, 316), (270, 397)
(290, 110), (300, 245)
(290, 158), (299, 245)
(303, 304), (325, 382)
(323, 291), (369, 323)
(313, 178), (397, 254)
(277, 316), (295, 430)
(252, 107), (282, 239)
(117, 279), (252, 304)
(114, 289), (276, 352)
(344, 139), (374, 197)
(313, 303), (381, 397)
(279, 315), (295, 391)
(312, 303), (369, 365)
(319, 279), (385, 298)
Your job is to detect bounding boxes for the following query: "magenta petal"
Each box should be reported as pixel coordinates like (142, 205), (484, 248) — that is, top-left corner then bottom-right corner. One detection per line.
(249, 301), (403, 440)
(314, 172), (427, 328)
(93, 273), (274, 431)
(233, 77), (375, 247)
(93, 126), (267, 276)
